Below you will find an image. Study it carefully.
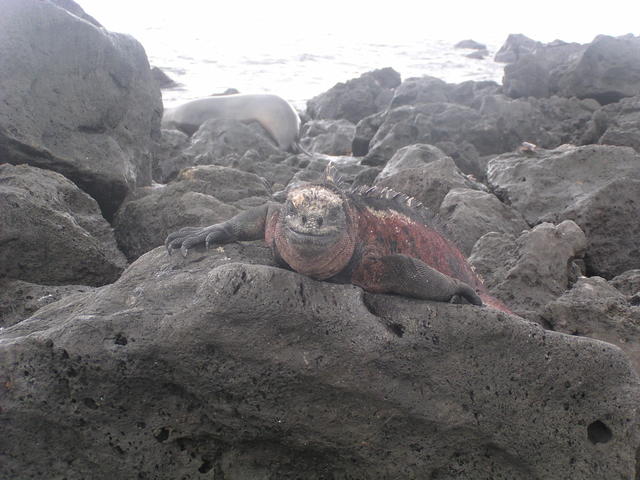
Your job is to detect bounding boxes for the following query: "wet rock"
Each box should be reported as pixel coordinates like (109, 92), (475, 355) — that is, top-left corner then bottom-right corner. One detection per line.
(0, 0), (162, 219)
(439, 188), (529, 256)
(465, 49), (488, 60)
(374, 155), (484, 211)
(1, 243), (638, 479)
(542, 276), (640, 373)
(306, 68), (400, 124)
(469, 221), (587, 319)
(0, 278), (93, 328)
(113, 165), (271, 261)
(151, 66), (179, 89)
(455, 39), (487, 50)
(494, 34), (542, 63)
(299, 119), (356, 156)
(0, 164), (127, 286)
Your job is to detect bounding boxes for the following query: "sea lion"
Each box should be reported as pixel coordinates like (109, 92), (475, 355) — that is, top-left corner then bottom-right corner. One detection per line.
(162, 93), (308, 154)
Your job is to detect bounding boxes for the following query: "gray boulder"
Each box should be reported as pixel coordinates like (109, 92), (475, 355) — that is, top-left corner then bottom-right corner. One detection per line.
(487, 145), (640, 278)
(306, 68), (400, 124)
(352, 111), (387, 156)
(503, 35), (640, 104)
(151, 66), (179, 89)
(50, 0), (102, 27)
(374, 155), (484, 211)
(439, 188), (529, 256)
(1, 243), (638, 479)
(479, 94), (599, 153)
(494, 34), (542, 63)
(389, 76), (452, 109)
(592, 95), (640, 153)
(542, 276), (640, 373)
(469, 220), (587, 319)
(299, 119), (356, 156)
(152, 128), (191, 183)
(0, 164), (127, 286)
(0, 0), (162, 219)
(560, 178), (640, 278)
(487, 144), (640, 225)
(185, 119), (283, 162)
(113, 166), (271, 260)
(502, 41), (585, 99)
(454, 39), (487, 50)
(556, 35), (640, 104)
(610, 270), (640, 298)
(376, 143), (451, 180)
(363, 103), (500, 167)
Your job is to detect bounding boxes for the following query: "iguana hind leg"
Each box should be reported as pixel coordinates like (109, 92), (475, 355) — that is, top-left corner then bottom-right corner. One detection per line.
(376, 254), (482, 306)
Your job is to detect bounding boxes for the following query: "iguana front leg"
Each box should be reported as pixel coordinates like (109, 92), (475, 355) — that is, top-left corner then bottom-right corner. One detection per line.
(165, 203), (278, 257)
(360, 254), (483, 306)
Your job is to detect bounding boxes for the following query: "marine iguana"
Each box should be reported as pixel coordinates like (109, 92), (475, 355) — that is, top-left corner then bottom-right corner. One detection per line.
(165, 165), (510, 312)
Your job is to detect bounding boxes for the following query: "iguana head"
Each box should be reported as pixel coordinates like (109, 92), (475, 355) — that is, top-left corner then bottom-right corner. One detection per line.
(274, 166), (358, 280)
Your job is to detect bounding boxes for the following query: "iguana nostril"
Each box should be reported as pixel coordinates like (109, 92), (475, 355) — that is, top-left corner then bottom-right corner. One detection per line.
(317, 217), (323, 227)
(301, 215), (307, 225)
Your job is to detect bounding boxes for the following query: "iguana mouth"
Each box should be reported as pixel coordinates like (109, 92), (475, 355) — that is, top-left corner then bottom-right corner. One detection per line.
(286, 227), (335, 242)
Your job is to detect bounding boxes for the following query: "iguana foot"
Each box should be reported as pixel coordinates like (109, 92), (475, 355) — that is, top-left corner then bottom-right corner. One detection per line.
(165, 225), (228, 257)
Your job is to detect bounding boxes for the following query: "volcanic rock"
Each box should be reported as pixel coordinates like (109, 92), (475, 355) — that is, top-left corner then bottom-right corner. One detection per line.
(0, 0), (162, 219)
(0, 243), (638, 479)
(0, 163), (127, 286)
(306, 68), (400, 124)
(469, 220), (587, 319)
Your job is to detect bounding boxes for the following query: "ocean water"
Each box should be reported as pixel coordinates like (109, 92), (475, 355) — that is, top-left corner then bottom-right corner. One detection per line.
(77, 0), (639, 110)
(154, 35), (506, 110)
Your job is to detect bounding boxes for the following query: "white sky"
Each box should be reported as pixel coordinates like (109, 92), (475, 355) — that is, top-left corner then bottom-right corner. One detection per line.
(80, 0), (640, 44)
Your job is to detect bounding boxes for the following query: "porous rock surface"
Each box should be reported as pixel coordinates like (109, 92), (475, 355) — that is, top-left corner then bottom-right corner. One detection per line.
(487, 145), (640, 225)
(542, 276), (640, 373)
(439, 188), (529, 256)
(487, 144), (640, 278)
(0, 0), (162, 219)
(0, 163), (127, 286)
(1, 243), (638, 479)
(0, 278), (93, 328)
(469, 220), (587, 320)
